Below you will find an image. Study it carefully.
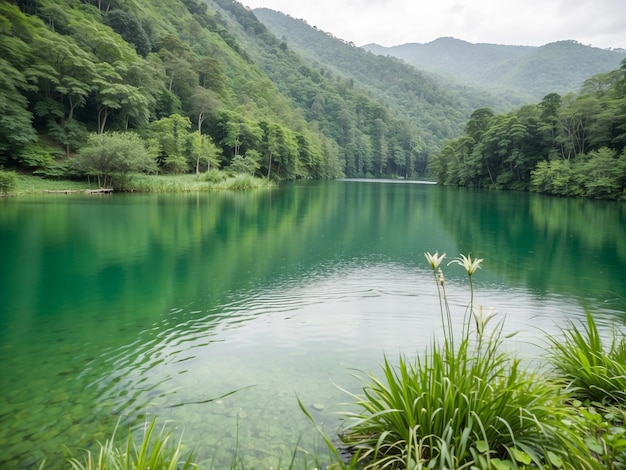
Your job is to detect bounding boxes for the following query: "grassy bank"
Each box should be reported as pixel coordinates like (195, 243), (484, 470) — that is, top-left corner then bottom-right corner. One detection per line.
(2, 173), (274, 196)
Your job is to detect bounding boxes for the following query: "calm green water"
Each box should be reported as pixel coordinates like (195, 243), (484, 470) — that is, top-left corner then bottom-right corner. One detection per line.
(1, 181), (625, 468)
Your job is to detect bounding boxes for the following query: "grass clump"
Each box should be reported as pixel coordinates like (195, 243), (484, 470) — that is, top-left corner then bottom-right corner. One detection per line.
(547, 311), (626, 468)
(13, 174), (99, 194)
(102, 173), (273, 192)
(0, 169), (18, 194)
(67, 418), (196, 470)
(204, 168), (227, 184)
(8, 172), (273, 195)
(547, 311), (626, 406)
(324, 253), (594, 469)
(215, 173), (272, 190)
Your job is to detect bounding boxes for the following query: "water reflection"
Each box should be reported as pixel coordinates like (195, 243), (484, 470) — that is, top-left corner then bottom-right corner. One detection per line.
(432, 186), (626, 315)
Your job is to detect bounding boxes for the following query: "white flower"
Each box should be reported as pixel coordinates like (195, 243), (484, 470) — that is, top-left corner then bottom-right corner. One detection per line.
(424, 251), (446, 270)
(449, 253), (483, 276)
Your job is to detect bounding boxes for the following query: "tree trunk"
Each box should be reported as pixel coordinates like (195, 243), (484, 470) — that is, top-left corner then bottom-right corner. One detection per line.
(97, 108), (109, 134)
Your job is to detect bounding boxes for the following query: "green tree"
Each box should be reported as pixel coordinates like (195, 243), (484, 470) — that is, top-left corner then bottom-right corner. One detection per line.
(0, 4), (39, 164)
(555, 94), (601, 160)
(70, 132), (157, 188)
(0, 59), (37, 165)
(92, 61), (151, 135)
(28, 29), (95, 155)
(150, 114), (192, 173)
(229, 152), (260, 175)
(190, 130), (221, 175)
(190, 87), (220, 176)
(580, 147), (626, 199)
(104, 9), (151, 57)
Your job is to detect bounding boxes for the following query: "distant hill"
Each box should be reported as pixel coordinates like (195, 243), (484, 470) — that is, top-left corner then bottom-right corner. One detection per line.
(252, 9), (518, 149)
(363, 38), (626, 101)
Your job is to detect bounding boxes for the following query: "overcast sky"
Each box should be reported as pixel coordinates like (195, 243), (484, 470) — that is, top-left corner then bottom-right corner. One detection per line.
(242, 0), (626, 50)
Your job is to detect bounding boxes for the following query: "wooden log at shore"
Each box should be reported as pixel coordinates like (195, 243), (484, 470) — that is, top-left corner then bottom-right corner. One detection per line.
(43, 189), (114, 194)
(85, 188), (114, 194)
(44, 190), (80, 194)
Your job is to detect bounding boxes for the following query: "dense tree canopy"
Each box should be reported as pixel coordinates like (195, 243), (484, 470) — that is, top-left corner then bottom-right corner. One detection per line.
(217, 1), (435, 178)
(430, 59), (626, 200)
(0, 0), (347, 181)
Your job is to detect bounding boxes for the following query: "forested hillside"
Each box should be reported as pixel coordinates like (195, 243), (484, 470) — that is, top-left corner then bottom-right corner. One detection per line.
(2, 0), (463, 183)
(210, 1), (432, 177)
(0, 0), (347, 183)
(252, 9), (513, 148)
(429, 60), (626, 200)
(364, 38), (626, 102)
(5, 0), (624, 188)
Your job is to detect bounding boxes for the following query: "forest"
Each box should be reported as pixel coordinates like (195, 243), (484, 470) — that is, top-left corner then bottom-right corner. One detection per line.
(0, 0), (446, 186)
(0, 0), (353, 183)
(429, 61), (626, 200)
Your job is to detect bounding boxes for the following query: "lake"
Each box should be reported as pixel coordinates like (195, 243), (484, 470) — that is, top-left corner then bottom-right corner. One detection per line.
(1, 180), (625, 468)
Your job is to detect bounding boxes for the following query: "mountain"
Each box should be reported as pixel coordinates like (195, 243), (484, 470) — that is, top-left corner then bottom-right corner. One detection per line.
(2, 0), (451, 181)
(363, 38), (626, 101)
(251, 9), (520, 148)
(208, 0), (446, 177)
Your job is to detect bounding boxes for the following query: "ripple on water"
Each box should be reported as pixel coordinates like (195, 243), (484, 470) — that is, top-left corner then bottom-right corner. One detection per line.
(0, 260), (618, 469)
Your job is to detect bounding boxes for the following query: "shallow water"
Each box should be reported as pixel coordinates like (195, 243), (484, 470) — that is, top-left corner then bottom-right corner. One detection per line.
(1, 181), (624, 468)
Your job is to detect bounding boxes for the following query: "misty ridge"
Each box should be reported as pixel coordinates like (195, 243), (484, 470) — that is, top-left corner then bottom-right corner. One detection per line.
(253, 8), (626, 103)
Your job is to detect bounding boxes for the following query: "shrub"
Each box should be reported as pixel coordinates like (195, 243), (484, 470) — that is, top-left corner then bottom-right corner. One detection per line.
(0, 169), (18, 194)
(70, 132), (157, 189)
(19, 143), (64, 170)
(224, 173), (257, 190)
(228, 154), (260, 176)
(204, 168), (227, 184)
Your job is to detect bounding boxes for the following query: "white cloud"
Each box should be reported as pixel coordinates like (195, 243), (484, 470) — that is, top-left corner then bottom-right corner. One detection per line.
(243, 0), (626, 49)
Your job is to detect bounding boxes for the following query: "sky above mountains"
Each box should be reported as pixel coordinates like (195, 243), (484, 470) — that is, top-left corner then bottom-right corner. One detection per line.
(243, 0), (626, 50)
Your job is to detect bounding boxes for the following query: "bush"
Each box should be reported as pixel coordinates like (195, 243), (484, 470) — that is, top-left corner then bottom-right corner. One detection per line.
(204, 168), (227, 184)
(71, 132), (157, 189)
(223, 173), (259, 190)
(547, 312), (626, 469)
(19, 143), (64, 170)
(228, 154), (260, 175)
(0, 169), (18, 194)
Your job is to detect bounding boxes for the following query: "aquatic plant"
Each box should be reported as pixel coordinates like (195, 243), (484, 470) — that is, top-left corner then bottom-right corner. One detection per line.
(327, 253), (594, 469)
(547, 311), (626, 468)
(67, 418), (196, 470)
(547, 310), (626, 406)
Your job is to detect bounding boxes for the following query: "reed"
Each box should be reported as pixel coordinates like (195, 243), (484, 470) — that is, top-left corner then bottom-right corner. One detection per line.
(67, 418), (196, 470)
